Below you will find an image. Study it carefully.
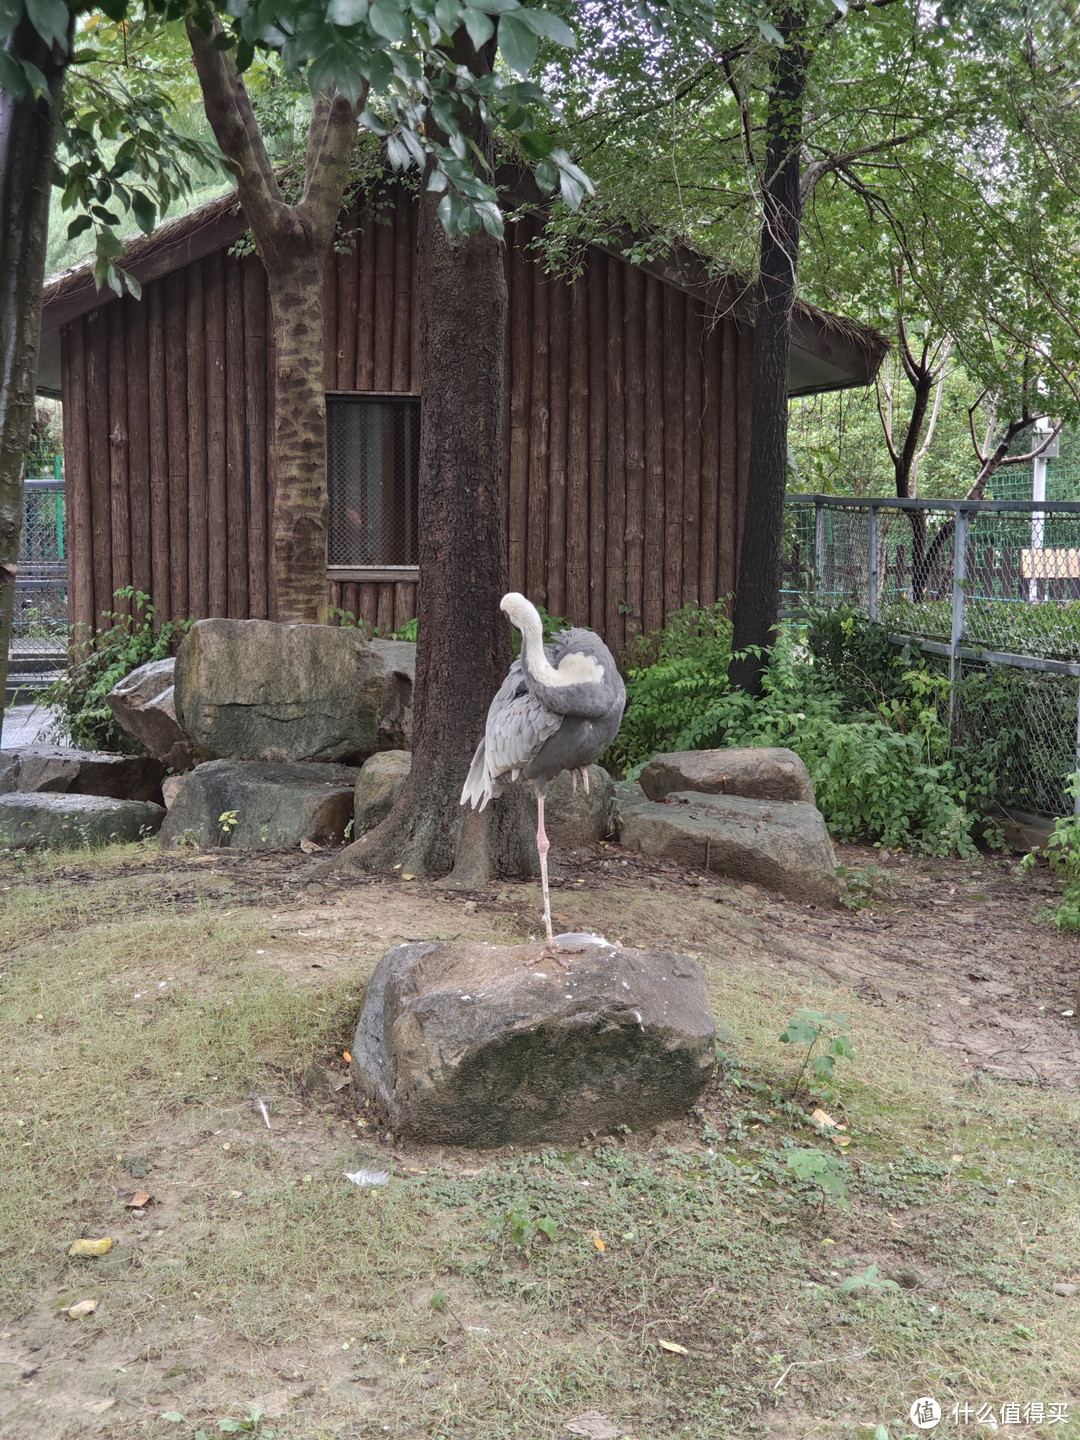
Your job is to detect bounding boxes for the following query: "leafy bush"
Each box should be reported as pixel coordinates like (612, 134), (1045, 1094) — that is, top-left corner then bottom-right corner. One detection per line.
(1021, 774), (1080, 931)
(44, 589), (191, 752)
(609, 605), (983, 856)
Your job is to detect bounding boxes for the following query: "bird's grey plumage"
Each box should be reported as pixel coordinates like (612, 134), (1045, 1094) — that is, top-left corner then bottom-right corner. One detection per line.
(460, 624), (626, 812)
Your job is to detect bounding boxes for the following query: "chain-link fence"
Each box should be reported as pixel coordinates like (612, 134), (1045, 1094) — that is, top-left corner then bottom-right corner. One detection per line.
(783, 495), (1080, 817)
(11, 473), (67, 662)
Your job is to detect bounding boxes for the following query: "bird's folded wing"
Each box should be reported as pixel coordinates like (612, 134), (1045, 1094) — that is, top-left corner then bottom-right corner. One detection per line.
(485, 689), (563, 780)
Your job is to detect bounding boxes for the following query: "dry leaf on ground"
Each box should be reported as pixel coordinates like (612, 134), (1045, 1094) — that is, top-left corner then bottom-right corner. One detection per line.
(63, 1299), (97, 1320)
(125, 1191), (151, 1208)
(657, 1339), (689, 1355)
(563, 1411), (621, 1439)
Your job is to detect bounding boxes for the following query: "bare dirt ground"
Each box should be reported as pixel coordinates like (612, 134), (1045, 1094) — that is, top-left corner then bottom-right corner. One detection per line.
(2, 839), (1079, 1440)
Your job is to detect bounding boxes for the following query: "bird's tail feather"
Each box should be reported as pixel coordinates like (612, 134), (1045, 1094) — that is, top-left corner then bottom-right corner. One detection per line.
(460, 739), (495, 811)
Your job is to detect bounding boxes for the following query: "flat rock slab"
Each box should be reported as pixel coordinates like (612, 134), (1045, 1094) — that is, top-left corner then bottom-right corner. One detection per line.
(640, 747), (815, 804)
(159, 758), (359, 849)
(107, 657), (204, 771)
(618, 788), (837, 904)
(352, 940), (716, 1146)
(0, 746), (165, 803)
(174, 619), (415, 764)
(0, 792), (165, 849)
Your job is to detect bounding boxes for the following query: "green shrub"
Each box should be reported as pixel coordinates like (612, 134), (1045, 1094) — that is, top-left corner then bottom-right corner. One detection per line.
(43, 589), (191, 752)
(608, 606), (982, 856)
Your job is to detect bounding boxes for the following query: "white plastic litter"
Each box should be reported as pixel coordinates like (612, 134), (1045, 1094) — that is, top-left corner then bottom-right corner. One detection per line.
(344, 1168), (391, 1187)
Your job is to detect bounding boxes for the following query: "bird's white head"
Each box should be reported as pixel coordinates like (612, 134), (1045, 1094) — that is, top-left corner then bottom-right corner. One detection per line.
(500, 592), (540, 630)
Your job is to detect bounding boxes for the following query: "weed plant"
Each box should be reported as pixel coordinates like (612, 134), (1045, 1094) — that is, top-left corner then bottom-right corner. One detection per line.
(43, 588), (191, 751)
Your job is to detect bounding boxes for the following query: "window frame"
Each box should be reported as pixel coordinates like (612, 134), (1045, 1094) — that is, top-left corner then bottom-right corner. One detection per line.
(325, 390), (421, 582)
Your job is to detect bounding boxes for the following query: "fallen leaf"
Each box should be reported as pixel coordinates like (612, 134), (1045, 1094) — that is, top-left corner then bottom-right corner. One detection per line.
(64, 1299), (97, 1320)
(401, 872), (416, 881)
(586, 1229), (606, 1251)
(810, 1107), (846, 1132)
(657, 1339), (689, 1355)
(84, 1398), (116, 1414)
(563, 1411), (621, 1439)
(332, 1076), (351, 1092)
(951, 1153), (964, 1163)
(344, 1169), (390, 1187)
(69, 1237), (112, 1257)
(343, 1051), (352, 1064)
(831, 1135), (851, 1148)
(125, 1191), (151, 1209)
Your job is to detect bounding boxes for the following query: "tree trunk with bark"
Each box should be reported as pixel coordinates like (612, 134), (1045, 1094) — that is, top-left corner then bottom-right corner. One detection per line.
(729, 4), (811, 695)
(0, 21), (68, 735)
(335, 34), (535, 884)
(186, 19), (360, 624)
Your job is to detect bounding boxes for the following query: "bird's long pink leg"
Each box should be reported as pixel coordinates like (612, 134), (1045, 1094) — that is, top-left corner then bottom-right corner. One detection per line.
(537, 793), (554, 944)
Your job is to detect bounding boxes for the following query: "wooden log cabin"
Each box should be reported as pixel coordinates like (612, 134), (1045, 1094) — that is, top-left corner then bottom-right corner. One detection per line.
(37, 183), (885, 656)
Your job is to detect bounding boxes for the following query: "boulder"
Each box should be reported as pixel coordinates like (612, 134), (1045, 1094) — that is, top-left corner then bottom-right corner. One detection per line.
(640, 747), (815, 805)
(354, 750), (412, 836)
(618, 787), (837, 904)
(0, 792), (165, 849)
(541, 765), (616, 847)
(352, 939), (716, 1146)
(174, 620), (415, 764)
(159, 758), (359, 849)
(106, 658), (204, 771)
(0, 746), (165, 803)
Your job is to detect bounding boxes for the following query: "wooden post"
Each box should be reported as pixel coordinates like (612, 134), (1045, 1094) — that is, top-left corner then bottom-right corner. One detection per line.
(204, 249), (228, 616)
(147, 282), (171, 618)
(606, 256), (627, 651)
(526, 259), (550, 606)
(164, 271), (189, 622)
(125, 291), (152, 604)
(587, 250), (607, 634)
(622, 265), (645, 645)
(107, 301), (131, 615)
(643, 276), (664, 636)
(243, 258), (268, 619)
(565, 277), (589, 626)
(62, 319), (93, 632)
(662, 283), (684, 619)
(546, 276), (570, 618)
(225, 256), (248, 616)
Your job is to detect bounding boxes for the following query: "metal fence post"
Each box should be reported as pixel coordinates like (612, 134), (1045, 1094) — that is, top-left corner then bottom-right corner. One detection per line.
(867, 504), (880, 623)
(814, 500), (825, 599)
(949, 507), (969, 740)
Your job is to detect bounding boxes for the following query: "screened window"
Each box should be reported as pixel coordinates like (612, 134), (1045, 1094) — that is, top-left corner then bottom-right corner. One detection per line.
(327, 395), (420, 569)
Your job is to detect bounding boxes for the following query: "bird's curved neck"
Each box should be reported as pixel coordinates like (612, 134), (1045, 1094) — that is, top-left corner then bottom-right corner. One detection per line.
(517, 607), (559, 685)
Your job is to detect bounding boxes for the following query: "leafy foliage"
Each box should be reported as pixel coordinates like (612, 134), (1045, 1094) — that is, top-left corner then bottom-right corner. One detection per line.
(43, 589), (190, 752)
(779, 1009), (854, 1102)
(1021, 774), (1080, 932)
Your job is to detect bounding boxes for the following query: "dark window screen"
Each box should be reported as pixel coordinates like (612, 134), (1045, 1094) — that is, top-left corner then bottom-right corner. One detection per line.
(327, 395), (420, 566)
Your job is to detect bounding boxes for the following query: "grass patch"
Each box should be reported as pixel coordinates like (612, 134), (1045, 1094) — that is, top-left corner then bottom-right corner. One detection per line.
(1, 849), (1079, 1438)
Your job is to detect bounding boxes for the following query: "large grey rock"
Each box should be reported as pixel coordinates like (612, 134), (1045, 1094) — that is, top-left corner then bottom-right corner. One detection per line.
(0, 745), (165, 803)
(159, 758), (359, 849)
(618, 787), (837, 904)
(106, 658), (204, 771)
(354, 750), (412, 836)
(174, 619), (415, 764)
(640, 747), (815, 805)
(352, 940), (716, 1146)
(0, 792), (165, 849)
(541, 765), (616, 846)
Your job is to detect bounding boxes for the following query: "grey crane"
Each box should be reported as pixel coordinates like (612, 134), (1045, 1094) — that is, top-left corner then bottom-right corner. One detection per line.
(460, 592), (626, 950)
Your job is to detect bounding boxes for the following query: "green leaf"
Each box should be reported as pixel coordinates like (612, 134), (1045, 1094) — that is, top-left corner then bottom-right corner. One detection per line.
(160, 1415), (186, 1425)
(462, 5), (494, 48)
(308, 38), (369, 105)
(369, 0), (409, 42)
(497, 10), (537, 75)
(0, 49), (28, 98)
(24, 0), (68, 48)
(536, 1215), (558, 1240)
(327, 0), (369, 24)
(0, 0), (21, 42)
(756, 16), (785, 46)
(66, 214), (93, 240)
(359, 108), (388, 135)
(20, 58), (48, 97)
(104, 262), (124, 298)
(96, 228), (125, 259)
(131, 191), (156, 236)
(516, 6), (575, 49)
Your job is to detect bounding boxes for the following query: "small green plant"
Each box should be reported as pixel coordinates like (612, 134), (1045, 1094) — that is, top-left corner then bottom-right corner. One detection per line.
(218, 810), (239, 842)
(42, 589), (191, 751)
(834, 861), (892, 910)
(779, 1009), (854, 1101)
(838, 1262), (900, 1297)
(784, 1146), (849, 1203)
(160, 1407), (285, 1438)
(507, 1207), (558, 1247)
(1022, 773), (1080, 931)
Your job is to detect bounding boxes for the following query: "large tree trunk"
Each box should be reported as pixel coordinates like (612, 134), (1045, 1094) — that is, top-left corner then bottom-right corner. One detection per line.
(266, 251), (330, 623)
(729, 5), (810, 695)
(335, 36), (534, 884)
(0, 22), (67, 734)
(186, 21), (359, 624)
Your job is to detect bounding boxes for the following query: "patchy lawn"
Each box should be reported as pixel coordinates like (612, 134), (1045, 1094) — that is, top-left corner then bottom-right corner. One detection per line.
(1, 840), (1079, 1440)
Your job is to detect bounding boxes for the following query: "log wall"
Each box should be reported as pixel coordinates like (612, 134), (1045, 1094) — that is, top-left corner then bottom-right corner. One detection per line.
(60, 188), (751, 655)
